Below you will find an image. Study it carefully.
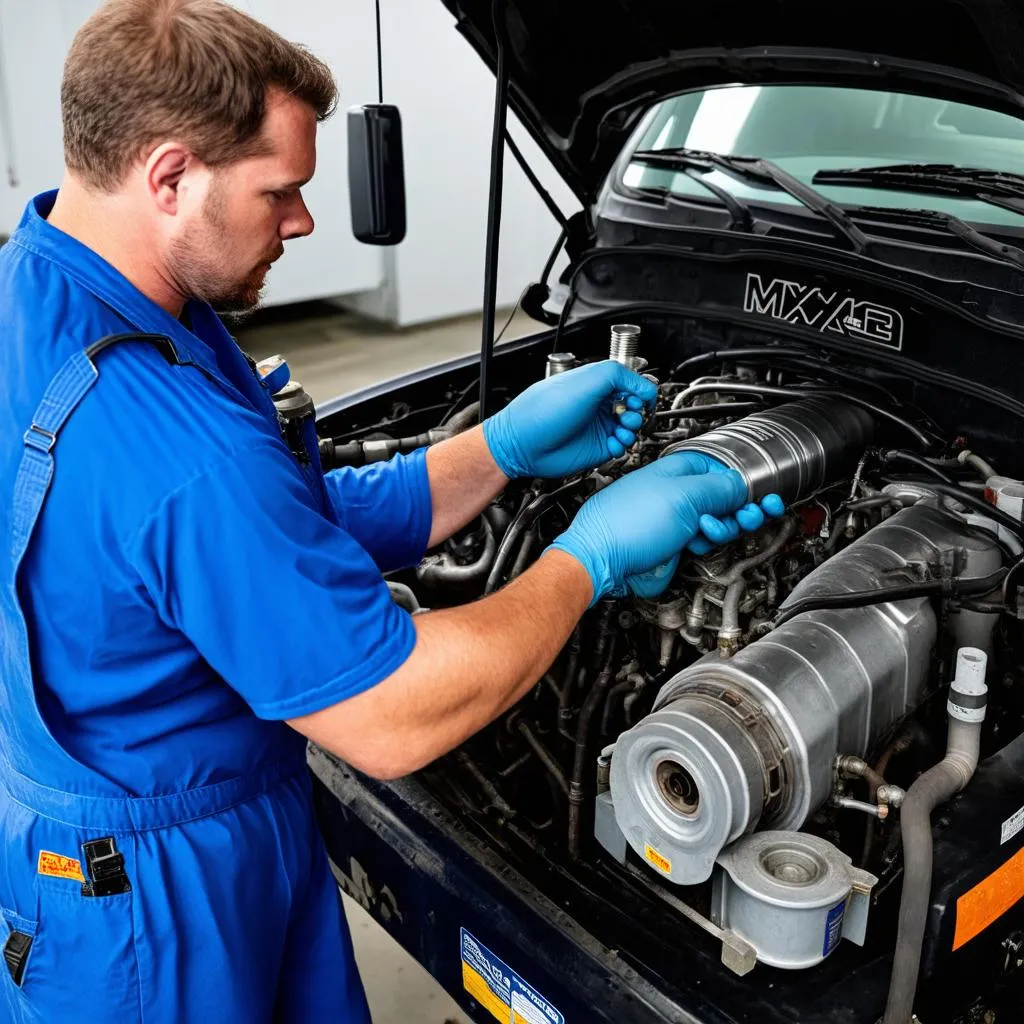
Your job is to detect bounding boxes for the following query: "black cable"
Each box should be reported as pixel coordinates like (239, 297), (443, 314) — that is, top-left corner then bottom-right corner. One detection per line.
(677, 381), (936, 449)
(551, 287), (578, 354)
(769, 567), (1008, 630)
(540, 227), (566, 286)
(503, 132), (569, 229)
(493, 286), (529, 348)
(484, 479), (584, 593)
(478, 0), (509, 421)
(654, 402), (765, 421)
(925, 482), (1024, 541)
(673, 346), (816, 378)
(881, 449), (958, 485)
(374, 0), (383, 103)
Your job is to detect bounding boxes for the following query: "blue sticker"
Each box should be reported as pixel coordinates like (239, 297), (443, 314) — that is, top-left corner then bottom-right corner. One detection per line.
(823, 901), (846, 957)
(460, 928), (565, 1024)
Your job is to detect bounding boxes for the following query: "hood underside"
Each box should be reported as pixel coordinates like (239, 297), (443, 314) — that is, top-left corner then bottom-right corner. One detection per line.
(442, 0), (1024, 198)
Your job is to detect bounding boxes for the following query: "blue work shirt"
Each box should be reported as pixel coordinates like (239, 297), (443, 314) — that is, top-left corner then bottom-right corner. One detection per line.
(0, 190), (432, 797)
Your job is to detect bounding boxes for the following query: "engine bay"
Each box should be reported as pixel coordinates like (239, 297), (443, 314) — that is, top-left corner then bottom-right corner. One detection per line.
(319, 312), (1024, 1022)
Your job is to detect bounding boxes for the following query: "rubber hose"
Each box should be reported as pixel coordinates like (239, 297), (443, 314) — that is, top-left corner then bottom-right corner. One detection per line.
(882, 752), (976, 1023)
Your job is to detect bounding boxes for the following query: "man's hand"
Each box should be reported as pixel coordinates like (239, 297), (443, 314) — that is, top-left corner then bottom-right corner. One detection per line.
(482, 360), (657, 480)
(551, 452), (782, 603)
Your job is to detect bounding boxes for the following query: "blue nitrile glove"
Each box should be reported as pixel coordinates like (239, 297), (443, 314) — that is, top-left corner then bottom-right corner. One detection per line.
(552, 452), (767, 603)
(548, 454), (741, 602)
(682, 456), (787, 556)
(482, 360), (658, 479)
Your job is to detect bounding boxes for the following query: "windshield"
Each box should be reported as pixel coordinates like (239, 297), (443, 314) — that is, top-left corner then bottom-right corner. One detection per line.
(622, 85), (1024, 226)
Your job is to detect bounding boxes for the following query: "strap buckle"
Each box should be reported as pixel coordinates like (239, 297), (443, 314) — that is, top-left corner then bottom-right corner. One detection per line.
(81, 837), (131, 898)
(23, 424), (56, 453)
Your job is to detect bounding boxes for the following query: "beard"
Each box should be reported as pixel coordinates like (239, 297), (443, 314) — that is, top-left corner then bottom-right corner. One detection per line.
(168, 181), (284, 314)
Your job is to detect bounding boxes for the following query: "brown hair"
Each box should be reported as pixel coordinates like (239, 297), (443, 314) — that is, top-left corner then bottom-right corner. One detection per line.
(61, 0), (337, 191)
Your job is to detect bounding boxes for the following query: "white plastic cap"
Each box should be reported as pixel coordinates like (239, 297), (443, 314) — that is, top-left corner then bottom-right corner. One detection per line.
(954, 647), (988, 694)
(949, 647), (988, 724)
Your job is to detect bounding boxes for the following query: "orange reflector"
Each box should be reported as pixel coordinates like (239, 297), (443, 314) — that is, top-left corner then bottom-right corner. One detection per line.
(953, 845), (1024, 951)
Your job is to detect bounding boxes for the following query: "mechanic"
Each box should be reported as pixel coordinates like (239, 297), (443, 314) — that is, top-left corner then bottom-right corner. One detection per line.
(0, 2), (782, 1022)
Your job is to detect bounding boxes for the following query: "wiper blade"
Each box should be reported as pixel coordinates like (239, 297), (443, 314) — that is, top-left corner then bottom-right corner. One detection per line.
(631, 148), (870, 253)
(812, 163), (1024, 216)
(852, 205), (1024, 270)
(625, 171), (754, 232)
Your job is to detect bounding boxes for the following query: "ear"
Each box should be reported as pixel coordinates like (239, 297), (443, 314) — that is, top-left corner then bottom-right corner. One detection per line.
(144, 143), (192, 215)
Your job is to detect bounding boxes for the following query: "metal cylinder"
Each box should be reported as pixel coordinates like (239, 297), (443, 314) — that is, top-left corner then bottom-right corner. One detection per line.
(610, 324), (641, 365)
(712, 831), (878, 970)
(663, 397), (874, 504)
(609, 503), (1002, 885)
(546, 352), (576, 377)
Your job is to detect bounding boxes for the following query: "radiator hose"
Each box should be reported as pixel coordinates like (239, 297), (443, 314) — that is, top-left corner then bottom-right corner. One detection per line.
(882, 647), (988, 1024)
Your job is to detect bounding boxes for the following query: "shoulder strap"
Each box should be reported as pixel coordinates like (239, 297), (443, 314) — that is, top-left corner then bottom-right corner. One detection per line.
(11, 334), (179, 568)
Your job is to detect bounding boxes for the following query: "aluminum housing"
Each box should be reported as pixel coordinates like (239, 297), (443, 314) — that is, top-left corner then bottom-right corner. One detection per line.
(608, 503), (1002, 885)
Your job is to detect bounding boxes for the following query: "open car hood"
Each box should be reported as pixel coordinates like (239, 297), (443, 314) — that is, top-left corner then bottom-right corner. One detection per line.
(441, 0), (1024, 198)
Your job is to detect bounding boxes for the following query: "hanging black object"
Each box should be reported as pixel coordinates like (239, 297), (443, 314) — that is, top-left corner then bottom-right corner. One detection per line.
(478, 0), (510, 421)
(348, 0), (406, 245)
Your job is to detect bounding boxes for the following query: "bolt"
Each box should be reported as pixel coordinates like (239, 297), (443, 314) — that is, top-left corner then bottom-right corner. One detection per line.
(610, 324), (640, 365)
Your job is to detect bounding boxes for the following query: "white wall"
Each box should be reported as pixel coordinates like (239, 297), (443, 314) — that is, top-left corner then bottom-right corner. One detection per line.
(0, 0), (578, 324)
(354, 0), (578, 326)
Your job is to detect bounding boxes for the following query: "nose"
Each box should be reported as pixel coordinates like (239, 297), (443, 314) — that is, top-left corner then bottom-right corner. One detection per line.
(280, 194), (315, 240)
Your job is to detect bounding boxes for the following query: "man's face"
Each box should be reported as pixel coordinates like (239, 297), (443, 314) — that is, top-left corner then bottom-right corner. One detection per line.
(168, 89), (317, 313)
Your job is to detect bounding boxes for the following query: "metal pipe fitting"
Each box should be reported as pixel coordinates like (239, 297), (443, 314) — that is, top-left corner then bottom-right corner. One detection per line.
(836, 797), (888, 819)
(610, 324), (641, 366)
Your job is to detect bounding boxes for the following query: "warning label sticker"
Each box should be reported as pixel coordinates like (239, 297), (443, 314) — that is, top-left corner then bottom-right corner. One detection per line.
(954, 845), (1024, 950)
(37, 850), (85, 882)
(644, 843), (672, 875)
(460, 928), (565, 1024)
(1001, 805), (1024, 846)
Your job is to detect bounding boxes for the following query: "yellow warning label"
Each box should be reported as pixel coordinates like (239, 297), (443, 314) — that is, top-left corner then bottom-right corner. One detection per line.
(645, 843), (672, 874)
(37, 850), (85, 882)
(954, 845), (1024, 950)
(462, 962), (509, 1024)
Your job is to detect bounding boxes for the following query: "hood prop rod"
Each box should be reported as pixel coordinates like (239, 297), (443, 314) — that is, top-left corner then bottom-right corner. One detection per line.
(478, 0), (510, 421)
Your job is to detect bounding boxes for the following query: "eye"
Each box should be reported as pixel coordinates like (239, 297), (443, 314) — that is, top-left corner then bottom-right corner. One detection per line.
(268, 189), (295, 202)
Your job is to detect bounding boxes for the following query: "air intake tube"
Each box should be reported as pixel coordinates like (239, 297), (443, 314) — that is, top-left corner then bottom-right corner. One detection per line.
(663, 396), (875, 503)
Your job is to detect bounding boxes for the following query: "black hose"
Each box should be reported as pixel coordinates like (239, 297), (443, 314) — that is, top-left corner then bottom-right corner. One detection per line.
(843, 495), (902, 511)
(568, 606), (617, 859)
(558, 625), (582, 715)
(676, 381), (936, 449)
(882, 762), (968, 1024)
(515, 719), (569, 796)
(769, 567), (1007, 629)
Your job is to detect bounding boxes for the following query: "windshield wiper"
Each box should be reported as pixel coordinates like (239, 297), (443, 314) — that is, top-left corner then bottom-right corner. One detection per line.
(631, 148), (870, 253)
(811, 163), (1024, 217)
(852, 205), (1024, 270)
(625, 169), (754, 232)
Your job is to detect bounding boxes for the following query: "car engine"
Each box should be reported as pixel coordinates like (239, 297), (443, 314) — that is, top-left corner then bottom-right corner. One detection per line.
(336, 322), (1024, 1019)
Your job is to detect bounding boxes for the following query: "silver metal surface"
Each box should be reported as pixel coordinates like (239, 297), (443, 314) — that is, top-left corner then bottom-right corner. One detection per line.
(664, 397), (874, 503)
(545, 352), (576, 377)
(610, 324), (641, 366)
(607, 503), (1002, 884)
(712, 832), (878, 970)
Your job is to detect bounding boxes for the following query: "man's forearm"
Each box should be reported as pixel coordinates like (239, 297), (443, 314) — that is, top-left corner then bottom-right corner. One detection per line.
(288, 549), (592, 778)
(425, 425), (509, 547)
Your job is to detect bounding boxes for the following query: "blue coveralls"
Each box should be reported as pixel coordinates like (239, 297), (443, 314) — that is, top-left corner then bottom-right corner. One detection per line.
(0, 191), (433, 1021)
